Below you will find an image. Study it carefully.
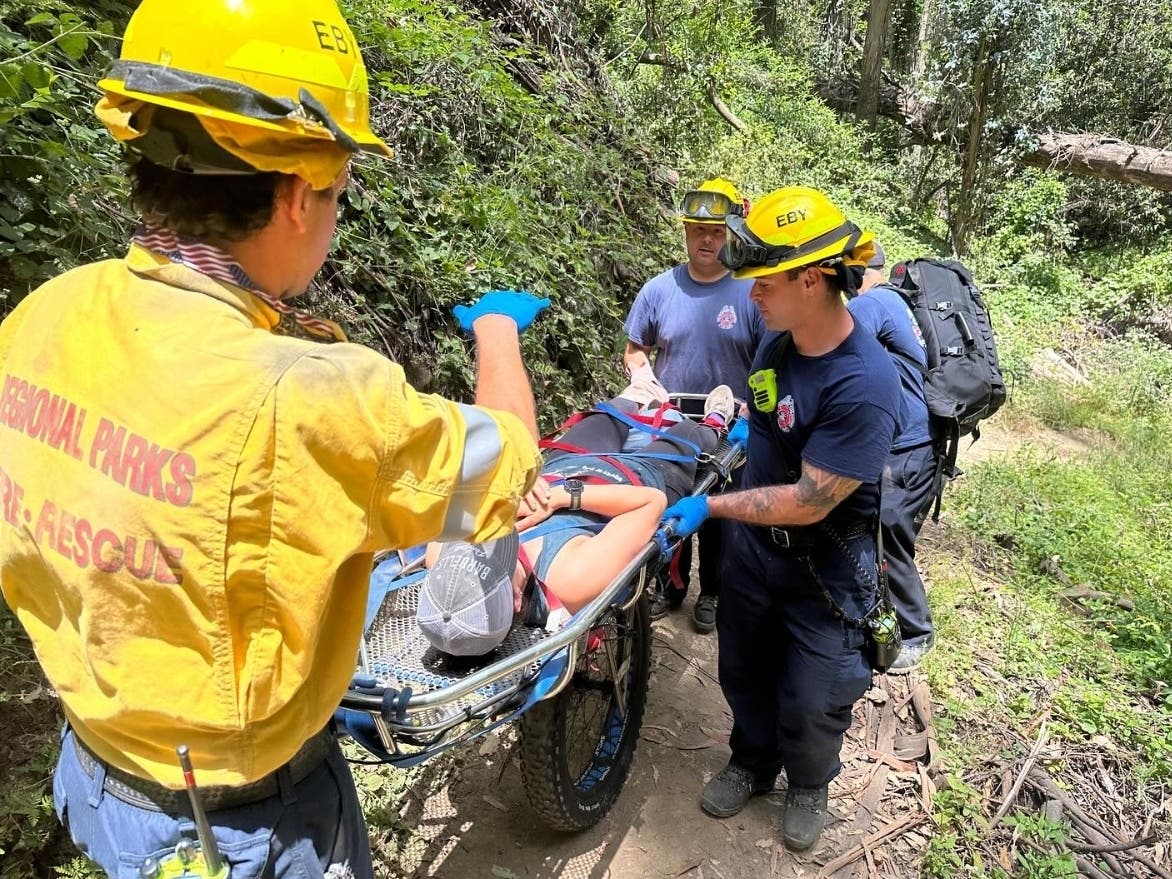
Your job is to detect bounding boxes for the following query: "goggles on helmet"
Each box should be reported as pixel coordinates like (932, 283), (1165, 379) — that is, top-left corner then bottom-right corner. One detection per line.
(719, 215), (862, 272)
(680, 189), (744, 221)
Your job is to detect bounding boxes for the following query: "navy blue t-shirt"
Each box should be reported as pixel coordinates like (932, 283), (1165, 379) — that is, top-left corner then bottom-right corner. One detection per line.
(744, 322), (900, 523)
(847, 285), (932, 450)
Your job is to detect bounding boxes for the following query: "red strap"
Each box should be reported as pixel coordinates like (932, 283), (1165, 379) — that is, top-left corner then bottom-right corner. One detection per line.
(668, 543), (686, 591)
(517, 544), (566, 612)
(537, 442), (644, 488)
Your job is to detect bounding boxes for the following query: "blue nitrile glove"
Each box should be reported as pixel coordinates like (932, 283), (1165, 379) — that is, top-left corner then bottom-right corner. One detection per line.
(661, 495), (710, 539)
(452, 290), (551, 334)
(728, 417), (750, 447)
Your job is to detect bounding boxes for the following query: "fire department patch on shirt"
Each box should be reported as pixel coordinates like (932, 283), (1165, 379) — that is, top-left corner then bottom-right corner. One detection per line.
(716, 305), (737, 330)
(776, 394), (795, 432)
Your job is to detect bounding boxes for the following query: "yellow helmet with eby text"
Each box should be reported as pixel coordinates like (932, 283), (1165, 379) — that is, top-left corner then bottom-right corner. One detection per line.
(725, 187), (875, 279)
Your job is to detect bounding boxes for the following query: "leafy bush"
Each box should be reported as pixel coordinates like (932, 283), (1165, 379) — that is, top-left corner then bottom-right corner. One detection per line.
(0, 0), (130, 307)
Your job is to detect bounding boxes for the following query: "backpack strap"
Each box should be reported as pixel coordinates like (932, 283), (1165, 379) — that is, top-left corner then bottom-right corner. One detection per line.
(929, 419), (961, 521)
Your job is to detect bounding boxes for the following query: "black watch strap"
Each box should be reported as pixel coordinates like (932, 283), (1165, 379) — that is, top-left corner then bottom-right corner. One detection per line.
(565, 478), (584, 511)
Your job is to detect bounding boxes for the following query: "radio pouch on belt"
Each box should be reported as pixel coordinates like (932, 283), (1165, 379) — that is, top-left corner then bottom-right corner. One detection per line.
(866, 507), (902, 672)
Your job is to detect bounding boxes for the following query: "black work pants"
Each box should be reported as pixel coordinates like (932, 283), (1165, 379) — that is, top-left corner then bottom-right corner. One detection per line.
(880, 443), (937, 646)
(716, 521), (875, 788)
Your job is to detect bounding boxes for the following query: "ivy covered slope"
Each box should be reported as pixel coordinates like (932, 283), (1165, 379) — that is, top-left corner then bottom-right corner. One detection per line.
(0, 0), (681, 427)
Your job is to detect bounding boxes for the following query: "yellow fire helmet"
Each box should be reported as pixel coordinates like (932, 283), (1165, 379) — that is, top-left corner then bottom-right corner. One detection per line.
(95, 0), (391, 189)
(724, 186), (875, 280)
(680, 177), (747, 225)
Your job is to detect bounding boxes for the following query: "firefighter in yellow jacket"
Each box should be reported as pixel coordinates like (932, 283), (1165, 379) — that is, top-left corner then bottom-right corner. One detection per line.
(0, 2), (544, 877)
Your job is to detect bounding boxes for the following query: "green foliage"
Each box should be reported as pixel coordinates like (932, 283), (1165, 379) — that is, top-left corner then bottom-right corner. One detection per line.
(0, 0), (131, 307)
(0, 605), (75, 879)
(584, 0), (879, 201)
(951, 433), (1172, 708)
(1081, 248), (1172, 324)
(301, 0), (678, 425)
(983, 172), (1074, 260)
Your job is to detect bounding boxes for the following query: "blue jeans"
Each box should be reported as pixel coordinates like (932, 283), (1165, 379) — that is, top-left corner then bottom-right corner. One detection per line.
(54, 726), (373, 879)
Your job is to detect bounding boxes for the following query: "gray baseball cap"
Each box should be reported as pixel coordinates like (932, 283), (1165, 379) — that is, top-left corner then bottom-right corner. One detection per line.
(417, 532), (520, 656)
(868, 240), (886, 269)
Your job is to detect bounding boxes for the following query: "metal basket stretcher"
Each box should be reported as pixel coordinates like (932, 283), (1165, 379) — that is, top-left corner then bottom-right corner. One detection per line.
(336, 394), (745, 830)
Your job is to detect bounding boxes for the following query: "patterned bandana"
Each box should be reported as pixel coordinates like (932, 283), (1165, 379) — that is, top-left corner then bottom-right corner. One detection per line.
(132, 224), (345, 341)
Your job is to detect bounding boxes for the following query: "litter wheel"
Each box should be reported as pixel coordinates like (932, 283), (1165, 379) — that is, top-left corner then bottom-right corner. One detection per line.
(518, 591), (652, 831)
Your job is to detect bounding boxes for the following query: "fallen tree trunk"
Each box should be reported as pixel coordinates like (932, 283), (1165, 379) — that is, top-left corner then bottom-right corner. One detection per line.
(1019, 133), (1172, 192)
(816, 77), (1172, 191)
(816, 76), (952, 141)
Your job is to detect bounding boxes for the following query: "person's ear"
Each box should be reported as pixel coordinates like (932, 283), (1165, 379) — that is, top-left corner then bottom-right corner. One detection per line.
(273, 175), (314, 235)
(801, 265), (821, 290)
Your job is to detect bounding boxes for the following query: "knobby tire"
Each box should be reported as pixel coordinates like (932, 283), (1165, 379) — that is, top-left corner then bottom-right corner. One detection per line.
(518, 591), (652, 831)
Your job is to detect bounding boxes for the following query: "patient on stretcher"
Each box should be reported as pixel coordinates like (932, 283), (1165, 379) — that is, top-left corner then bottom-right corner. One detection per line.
(416, 371), (736, 657)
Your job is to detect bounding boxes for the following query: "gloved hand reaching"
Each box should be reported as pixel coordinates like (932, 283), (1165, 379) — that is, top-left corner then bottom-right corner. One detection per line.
(728, 417), (749, 447)
(660, 495), (710, 539)
(452, 290), (551, 333)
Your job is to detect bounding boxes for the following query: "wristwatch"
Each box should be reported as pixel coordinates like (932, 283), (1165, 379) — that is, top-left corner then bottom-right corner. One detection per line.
(564, 478), (585, 512)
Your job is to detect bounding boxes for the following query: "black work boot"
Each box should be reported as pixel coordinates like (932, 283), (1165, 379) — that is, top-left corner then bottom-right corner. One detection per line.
(700, 762), (773, 818)
(692, 595), (717, 633)
(649, 580), (685, 621)
(783, 784), (829, 851)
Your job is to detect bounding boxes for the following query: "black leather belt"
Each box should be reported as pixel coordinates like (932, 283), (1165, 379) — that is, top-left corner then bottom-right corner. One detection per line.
(72, 726), (334, 812)
(765, 526), (811, 549)
(763, 518), (875, 550)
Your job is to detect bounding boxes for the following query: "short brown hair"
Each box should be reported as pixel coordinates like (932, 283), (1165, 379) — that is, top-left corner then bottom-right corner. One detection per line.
(128, 158), (283, 242)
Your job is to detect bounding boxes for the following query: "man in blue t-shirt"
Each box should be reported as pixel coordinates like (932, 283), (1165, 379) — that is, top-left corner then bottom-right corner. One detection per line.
(658, 188), (900, 853)
(847, 243), (938, 673)
(623, 177), (766, 633)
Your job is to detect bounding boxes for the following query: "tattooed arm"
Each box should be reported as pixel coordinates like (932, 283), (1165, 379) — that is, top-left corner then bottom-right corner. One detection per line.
(707, 461), (861, 526)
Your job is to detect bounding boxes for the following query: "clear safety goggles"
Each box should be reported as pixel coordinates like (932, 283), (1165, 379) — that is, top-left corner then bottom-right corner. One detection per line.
(679, 189), (744, 221)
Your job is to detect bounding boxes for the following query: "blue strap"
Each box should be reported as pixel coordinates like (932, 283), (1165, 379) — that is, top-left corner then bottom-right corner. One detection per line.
(593, 401), (699, 462)
(653, 528), (674, 561)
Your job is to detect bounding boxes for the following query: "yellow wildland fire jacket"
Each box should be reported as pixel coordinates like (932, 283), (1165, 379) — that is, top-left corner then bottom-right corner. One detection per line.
(0, 244), (540, 787)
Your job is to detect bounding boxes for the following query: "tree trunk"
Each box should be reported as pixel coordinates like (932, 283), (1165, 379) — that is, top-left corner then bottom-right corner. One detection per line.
(822, 0), (852, 71)
(888, 0), (922, 73)
(953, 32), (990, 256)
(816, 76), (1172, 192)
(1020, 134), (1172, 191)
(753, 0), (779, 44)
(911, 0), (930, 78)
(858, 0), (893, 128)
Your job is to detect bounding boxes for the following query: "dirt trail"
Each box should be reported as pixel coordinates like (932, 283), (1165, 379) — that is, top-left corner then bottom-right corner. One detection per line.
(380, 604), (936, 879)
(375, 417), (1083, 879)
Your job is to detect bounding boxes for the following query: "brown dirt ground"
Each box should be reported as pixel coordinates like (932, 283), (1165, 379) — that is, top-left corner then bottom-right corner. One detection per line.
(372, 591), (938, 879)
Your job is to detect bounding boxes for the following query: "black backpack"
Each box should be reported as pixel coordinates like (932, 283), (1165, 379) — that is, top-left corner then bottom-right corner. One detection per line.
(886, 258), (1006, 515)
